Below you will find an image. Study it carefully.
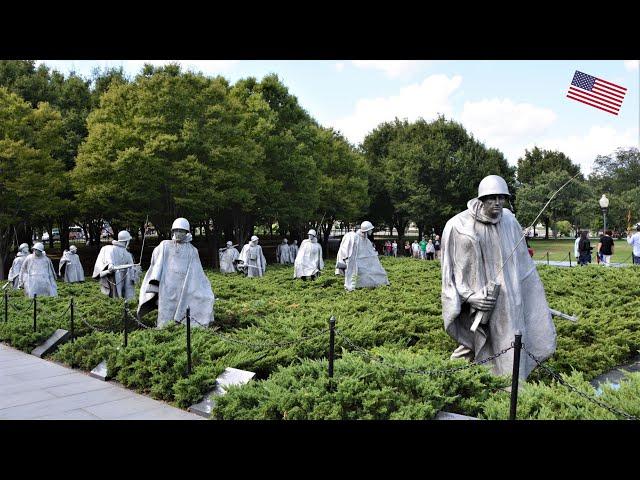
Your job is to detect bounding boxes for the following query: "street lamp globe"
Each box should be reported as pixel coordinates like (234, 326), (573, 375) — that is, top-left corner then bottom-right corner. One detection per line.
(599, 194), (609, 209)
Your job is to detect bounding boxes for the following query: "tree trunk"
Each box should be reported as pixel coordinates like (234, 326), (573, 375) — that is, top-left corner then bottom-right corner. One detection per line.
(60, 218), (70, 252)
(544, 218), (549, 240)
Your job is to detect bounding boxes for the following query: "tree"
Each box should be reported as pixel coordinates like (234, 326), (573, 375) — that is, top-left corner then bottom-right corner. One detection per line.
(589, 147), (640, 232)
(517, 147), (581, 185)
(515, 170), (591, 238)
(361, 116), (515, 244)
(0, 87), (65, 279)
(515, 148), (585, 238)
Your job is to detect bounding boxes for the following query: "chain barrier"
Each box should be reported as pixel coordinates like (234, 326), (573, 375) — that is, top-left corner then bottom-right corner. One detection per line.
(8, 297), (35, 313)
(105, 268), (131, 289)
(128, 309), (153, 329)
(78, 315), (109, 333)
(334, 328), (514, 376)
(210, 326), (331, 350)
(521, 344), (639, 420)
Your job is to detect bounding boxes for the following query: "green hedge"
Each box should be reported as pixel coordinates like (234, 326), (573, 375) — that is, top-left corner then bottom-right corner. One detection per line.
(2, 259), (639, 418)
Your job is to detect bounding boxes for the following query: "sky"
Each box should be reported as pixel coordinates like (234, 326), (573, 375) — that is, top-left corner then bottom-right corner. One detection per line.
(37, 59), (640, 175)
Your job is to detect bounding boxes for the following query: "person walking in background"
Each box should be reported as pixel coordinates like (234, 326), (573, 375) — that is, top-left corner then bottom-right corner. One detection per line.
(598, 230), (615, 266)
(412, 240), (420, 258)
(426, 239), (435, 260)
(626, 224), (640, 265)
(404, 241), (411, 257)
(574, 234), (581, 263)
(433, 235), (441, 260)
(392, 240), (398, 257)
(419, 237), (427, 259)
(384, 240), (392, 256)
(578, 230), (592, 266)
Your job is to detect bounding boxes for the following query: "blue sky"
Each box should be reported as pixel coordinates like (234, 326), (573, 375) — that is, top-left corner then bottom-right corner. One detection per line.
(37, 60), (639, 175)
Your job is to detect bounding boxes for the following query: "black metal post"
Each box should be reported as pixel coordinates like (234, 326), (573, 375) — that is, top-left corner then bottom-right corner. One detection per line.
(33, 294), (37, 332)
(569, 252), (572, 267)
(509, 331), (523, 420)
(186, 307), (192, 376)
(546, 252), (550, 265)
(70, 298), (74, 343)
(123, 300), (128, 347)
(4, 290), (7, 323)
(328, 316), (336, 379)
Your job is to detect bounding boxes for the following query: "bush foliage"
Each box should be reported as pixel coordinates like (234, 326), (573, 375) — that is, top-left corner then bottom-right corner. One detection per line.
(2, 258), (639, 418)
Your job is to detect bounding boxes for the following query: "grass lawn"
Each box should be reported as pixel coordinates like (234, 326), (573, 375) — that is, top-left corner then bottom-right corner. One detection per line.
(529, 238), (633, 263)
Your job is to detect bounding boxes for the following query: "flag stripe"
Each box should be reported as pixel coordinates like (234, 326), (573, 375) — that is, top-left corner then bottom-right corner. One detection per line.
(566, 94), (618, 115)
(591, 86), (625, 103)
(566, 70), (626, 115)
(568, 87), (621, 109)
(595, 77), (627, 91)
(594, 82), (626, 97)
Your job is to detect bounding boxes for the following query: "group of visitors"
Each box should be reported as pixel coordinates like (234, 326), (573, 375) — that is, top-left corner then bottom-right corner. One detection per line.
(404, 236), (441, 260)
(572, 227), (640, 266)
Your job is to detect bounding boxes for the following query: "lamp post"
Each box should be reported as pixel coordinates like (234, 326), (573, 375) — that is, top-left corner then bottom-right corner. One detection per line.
(599, 194), (609, 234)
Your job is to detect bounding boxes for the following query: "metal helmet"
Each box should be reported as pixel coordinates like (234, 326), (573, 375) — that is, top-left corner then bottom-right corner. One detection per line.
(19, 243), (29, 251)
(360, 221), (374, 233)
(33, 242), (45, 252)
(117, 230), (132, 242)
(250, 235), (259, 242)
(477, 175), (510, 198)
(171, 217), (190, 232)
(307, 229), (317, 237)
(69, 245), (78, 253)
(226, 241), (233, 247)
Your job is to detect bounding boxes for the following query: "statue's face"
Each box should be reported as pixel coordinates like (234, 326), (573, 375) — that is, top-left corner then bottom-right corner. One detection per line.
(21, 247), (29, 254)
(34, 250), (43, 257)
(173, 229), (188, 242)
(480, 194), (507, 219)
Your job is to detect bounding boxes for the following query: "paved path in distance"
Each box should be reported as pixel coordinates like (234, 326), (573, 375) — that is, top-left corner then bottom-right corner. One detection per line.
(0, 343), (202, 420)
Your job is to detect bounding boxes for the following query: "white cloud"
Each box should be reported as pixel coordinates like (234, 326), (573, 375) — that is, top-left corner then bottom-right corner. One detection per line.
(351, 60), (429, 78)
(459, 98), (557, 161)
(334, 62), (345, 72)
(525, 126), (639, 175)
(330, 74), (462, 145)
(623, 60), (639, 71)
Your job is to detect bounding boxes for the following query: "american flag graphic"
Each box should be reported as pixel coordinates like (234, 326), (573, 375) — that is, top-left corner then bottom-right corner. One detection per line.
(566, 71), (627, 115)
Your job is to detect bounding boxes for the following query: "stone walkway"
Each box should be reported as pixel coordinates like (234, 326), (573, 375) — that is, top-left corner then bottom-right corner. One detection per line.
(0, 343), (202, 420)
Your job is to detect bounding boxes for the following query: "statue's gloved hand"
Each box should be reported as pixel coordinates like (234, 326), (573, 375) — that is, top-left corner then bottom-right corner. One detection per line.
(466, 291), (497, 311)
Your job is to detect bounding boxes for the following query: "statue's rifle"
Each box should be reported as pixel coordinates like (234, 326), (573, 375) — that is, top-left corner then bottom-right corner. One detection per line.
(470, 172), (581, 332)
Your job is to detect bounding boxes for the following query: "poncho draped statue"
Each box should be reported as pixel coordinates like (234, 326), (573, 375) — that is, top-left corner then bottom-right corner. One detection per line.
(92, 242), (138, 300)
(239, 243), (267, 277)
(19, 254), (57, 298)
(137, 239), (215, 328)
(8, 252), (28, 288)
(59, 250), (85, 283)
(293, 239), (324, 278)
(335, 231), (389, 291)
(441, 198), (557, 379)
(219, 247), (239, 274)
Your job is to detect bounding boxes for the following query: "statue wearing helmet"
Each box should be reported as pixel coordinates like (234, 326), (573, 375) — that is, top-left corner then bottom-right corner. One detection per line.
(276, 237), (293, 265)
(219, 240), (240, 274)
(238, 235), (267, 277)
(335, 221), (389, 291)
(293, 229), (324, 280)
(19, 242), (57, 298)
(289, 239), (299, 260)
(8, 243), (30, 289)
(138, 217), (215, 328)
(441, 174), (556, 380)
(92, 230), (139, 299)
(59, 244), (85, 283)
